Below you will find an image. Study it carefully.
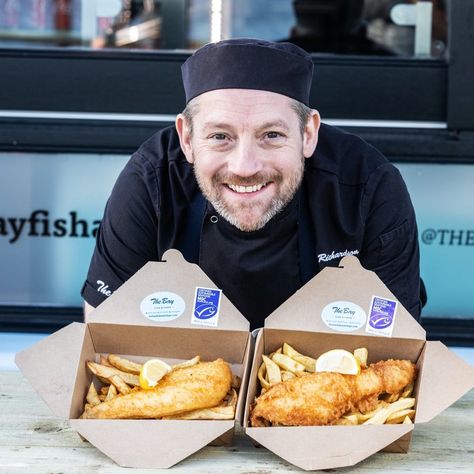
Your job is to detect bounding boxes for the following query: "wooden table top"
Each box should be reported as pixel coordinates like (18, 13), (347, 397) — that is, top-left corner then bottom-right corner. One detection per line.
(0, 370), (473, 473)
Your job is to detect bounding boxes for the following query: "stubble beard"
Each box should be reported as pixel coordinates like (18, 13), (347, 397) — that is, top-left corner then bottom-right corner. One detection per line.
(193, 156), (305, 232)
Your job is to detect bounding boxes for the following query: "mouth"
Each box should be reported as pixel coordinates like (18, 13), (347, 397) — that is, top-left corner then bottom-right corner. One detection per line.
(225, 182), (271, 194)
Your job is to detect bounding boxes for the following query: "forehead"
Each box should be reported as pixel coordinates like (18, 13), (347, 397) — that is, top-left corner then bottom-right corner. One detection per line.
(192, 89), (297, 127)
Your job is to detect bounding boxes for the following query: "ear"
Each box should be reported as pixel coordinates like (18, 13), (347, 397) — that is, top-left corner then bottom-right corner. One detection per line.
(302, 109), (321, 159)
(175, 113), (194, 164)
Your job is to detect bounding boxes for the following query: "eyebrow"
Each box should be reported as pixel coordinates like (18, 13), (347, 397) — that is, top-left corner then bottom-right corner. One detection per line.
(255, 120), (290, 134)
(201, 119), (291, 134)
(202, 122), (235, 133)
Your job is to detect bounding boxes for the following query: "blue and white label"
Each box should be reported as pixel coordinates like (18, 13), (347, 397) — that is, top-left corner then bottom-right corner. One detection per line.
(191, 287), (222, 327)
(140, 291), (185, 322)
(366, 296), (398, 337)
(321, 301), (367, 332)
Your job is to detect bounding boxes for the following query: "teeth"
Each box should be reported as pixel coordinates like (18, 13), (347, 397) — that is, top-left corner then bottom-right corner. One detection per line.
(228, 183), (266, 193)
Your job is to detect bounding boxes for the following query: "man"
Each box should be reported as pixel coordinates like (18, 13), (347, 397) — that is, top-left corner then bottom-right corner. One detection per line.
(82, 38), (422, 328)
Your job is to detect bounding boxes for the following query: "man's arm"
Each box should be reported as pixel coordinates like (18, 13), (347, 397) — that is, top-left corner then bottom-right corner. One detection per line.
(359, 163), (422, 319)
(80, 153), (159, 310)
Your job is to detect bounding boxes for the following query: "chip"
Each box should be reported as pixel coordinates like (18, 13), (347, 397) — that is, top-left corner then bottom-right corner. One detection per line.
(271, 353), (305, 375)
(262, 355), (282, 385)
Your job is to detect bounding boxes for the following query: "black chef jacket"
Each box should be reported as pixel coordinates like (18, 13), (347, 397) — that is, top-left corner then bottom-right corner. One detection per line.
(81, 123), (422, 329)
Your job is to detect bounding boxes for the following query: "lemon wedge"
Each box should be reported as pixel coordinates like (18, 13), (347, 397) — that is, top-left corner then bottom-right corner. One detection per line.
(353, 347), (369, 368)
(315, 349), (361, 375)
(139, 359), (172, 389)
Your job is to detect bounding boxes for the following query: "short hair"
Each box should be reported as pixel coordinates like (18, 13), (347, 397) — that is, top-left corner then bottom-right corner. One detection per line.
(182, 97), (312, 137)
(181, 98), (199, 137)
(290, 100), (312, 135)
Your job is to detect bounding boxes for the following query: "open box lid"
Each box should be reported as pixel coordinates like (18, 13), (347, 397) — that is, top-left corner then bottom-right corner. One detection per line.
(265, 256), (474, 423)
(246, 424), (413, 471)
(15, 249), (250, 419)
(265, 256), (425, 340)
(15, 322), (89, 419)
(88, 249), (249, 332)
(69, 419), (235, 469)
(245, 257), (473, 470)
(415, 341), (474, 423)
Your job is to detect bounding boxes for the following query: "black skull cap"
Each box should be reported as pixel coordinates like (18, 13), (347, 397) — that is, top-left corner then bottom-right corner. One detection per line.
(181, 38), (314, 106)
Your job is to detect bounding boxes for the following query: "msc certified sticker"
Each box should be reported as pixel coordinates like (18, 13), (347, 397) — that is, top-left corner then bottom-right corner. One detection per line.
(140, 292), (185, 322)
(321, 301), (367, 332)
(366, 296), (398, 337)
(191, 287), (222, 327)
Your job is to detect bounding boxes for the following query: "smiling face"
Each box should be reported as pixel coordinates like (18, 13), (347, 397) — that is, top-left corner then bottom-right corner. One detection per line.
(176, 89), (320, 232)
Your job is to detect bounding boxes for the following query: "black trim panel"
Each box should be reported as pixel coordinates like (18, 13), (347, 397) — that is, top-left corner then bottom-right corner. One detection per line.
(447, 0), (474, 129)
(423, 317), (474, 347)
(312, 59), (446, 122)
(355, 128), (474, 163)
(0, 118), (171, 154)
(0, 48), (446, 122)
(0, 306), (83, 333)
(2, 119), (474, 163)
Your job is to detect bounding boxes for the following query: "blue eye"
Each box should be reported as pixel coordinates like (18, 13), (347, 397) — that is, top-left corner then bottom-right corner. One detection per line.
(211, 133), (227, 140)
(266, 131), (282, 139)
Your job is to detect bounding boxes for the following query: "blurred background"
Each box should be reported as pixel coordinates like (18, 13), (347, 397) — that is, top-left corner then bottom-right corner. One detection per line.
(0, 1), (473, 366)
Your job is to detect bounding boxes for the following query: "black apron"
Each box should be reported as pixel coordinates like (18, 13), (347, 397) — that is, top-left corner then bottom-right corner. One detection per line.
(179, 184), (317, 328)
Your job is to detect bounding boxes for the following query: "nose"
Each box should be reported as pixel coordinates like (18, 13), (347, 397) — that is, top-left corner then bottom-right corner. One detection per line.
(227, 138), (263, 177)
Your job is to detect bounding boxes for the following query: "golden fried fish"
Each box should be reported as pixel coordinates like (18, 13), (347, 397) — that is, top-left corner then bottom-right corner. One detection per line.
(82, 359), (232, 419)
(250, 359), (416, 426)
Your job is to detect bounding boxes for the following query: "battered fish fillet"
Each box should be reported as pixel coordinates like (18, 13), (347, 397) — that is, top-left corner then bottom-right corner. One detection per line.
(81, 359), (232, 419)
(250, 359), (416, 427)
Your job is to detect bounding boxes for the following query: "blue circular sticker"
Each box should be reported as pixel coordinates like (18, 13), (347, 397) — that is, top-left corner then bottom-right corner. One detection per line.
(194, 303), (218, 320)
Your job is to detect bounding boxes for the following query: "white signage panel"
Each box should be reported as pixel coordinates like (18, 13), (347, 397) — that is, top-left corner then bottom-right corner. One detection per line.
(0, 152), (129, 306)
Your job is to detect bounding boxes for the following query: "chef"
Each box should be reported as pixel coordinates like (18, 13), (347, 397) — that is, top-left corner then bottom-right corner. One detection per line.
(82, 38), (424, 328)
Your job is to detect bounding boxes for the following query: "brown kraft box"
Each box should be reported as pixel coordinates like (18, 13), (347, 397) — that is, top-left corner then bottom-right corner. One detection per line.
(243, 256), (474, 471)
(16, 249), (252, 469)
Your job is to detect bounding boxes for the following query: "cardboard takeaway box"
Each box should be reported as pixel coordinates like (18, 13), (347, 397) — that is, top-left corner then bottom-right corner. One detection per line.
(244, 255), (474, 471)
(15, 249), (252, 469)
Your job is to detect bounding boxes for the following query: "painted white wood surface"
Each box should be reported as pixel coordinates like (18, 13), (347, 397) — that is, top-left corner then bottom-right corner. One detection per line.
(0, 371), (473, 473)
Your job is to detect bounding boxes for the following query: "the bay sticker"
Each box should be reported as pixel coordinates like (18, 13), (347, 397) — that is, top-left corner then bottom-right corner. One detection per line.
(366, 296), (398, 337)
(191, 287), (222, 327)
(140, 291), (185, 322)
(321, 301), (367, 332)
